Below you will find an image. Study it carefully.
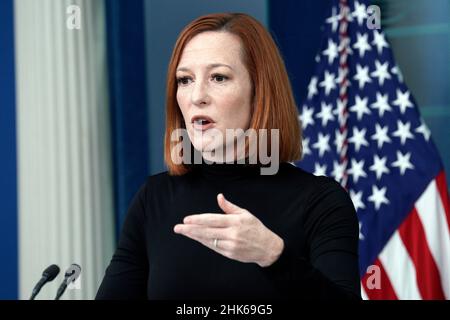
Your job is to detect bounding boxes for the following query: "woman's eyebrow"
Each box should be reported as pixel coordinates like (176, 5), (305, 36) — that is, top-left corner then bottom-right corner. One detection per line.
(176, 63), (233, 72)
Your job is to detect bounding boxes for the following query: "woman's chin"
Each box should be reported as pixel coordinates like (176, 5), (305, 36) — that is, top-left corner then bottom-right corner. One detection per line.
(194, 144), (228, 161)
(192, 139), (220, 152)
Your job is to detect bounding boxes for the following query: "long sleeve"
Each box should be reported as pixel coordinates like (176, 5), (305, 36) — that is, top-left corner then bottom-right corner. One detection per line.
(96, 183), (149, 300)
(96, 163), (361, 299)
(261, 177), (362, 300)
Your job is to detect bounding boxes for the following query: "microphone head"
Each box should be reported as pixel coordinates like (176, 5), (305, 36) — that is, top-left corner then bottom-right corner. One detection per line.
(64, 263), (82, 284)
(42, 264), (60, 281)
(64, 263), (81, 277)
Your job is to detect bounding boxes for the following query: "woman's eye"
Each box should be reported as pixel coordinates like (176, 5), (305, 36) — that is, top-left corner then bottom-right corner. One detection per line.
(177, 77), (191, 85)
(212, 74), (228, 83)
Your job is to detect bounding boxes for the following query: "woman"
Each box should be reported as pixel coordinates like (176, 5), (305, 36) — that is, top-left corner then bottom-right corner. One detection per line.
(96, 12), (361, 300)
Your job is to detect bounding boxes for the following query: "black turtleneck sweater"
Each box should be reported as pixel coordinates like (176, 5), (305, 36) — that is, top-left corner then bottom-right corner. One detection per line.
(96, 162), (361, 300)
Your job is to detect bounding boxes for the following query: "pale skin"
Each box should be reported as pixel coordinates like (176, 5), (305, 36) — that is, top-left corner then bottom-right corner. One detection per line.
(175, 30), (253, 162)
(174, 193), (284, 267)
(173, 31), (284, 267)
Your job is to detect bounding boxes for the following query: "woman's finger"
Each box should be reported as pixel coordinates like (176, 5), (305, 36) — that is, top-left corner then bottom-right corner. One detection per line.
(206, 239), (235, 252)
(217, 193), (243, 214)
(174, 224), (231, 241)
(183, 213), (235, 227)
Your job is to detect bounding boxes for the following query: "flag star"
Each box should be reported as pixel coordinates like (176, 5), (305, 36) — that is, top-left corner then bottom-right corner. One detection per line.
(371, 92), (392, 117)
(316, 102), (335, 126)
(371, 60), (392, 86)
(368, 185), (389, 210)
(392, 120), (414, 145)
(415, 121), (431, 141)
(319, 71), (337, 96)
(349, 95), (371, 121)
(313, 133), (331, 157)
(350, 190), (366, 211)
(353, 32), (371, 58)
(302, 137), (311, 156)
(348, 159), (367, 183)
(334, 128), (346, 152)
(323, 39), (339, 64)
(391, 65), (404, 82)
(392, 89), (414, 114)
(369, 155), (390, 180)
(348, 127), (369, 152)
(326, 6), (340, 32)
(372, 30), (389, 54)
(371, 123), (392, 149)
(331, 160), (346, 182)
(392, 151), (414, 175)
(300, 105), (315, 129)
(358, 221), (365, 240)
(353, 64), (372, 89)
(307, 76), (318, 99)
(313, 163), (327, 176)
(352, 1), (367, 25)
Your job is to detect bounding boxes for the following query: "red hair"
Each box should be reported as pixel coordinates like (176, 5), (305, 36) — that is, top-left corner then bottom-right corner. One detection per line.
(164, 13), (302, 175)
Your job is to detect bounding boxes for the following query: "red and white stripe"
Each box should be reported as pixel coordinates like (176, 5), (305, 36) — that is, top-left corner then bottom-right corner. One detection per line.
(362, 171), (450, 299)
(337, 0), (350, 189)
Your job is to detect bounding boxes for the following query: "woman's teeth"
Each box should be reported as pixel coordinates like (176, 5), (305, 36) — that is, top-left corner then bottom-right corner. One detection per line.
(194, 119), (209, 124)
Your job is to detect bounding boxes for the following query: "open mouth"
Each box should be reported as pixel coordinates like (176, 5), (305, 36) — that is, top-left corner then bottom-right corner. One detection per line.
(191, 116), (215, 131)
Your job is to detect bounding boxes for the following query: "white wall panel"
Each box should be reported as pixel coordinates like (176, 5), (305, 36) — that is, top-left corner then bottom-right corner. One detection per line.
(14, 0), (114, 300)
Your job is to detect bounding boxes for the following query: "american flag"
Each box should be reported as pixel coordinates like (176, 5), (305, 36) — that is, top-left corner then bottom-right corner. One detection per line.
(296, 0), (450, 299)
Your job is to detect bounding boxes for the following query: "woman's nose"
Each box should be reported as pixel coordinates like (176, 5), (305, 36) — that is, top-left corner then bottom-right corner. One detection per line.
(191, 79), (210, 106)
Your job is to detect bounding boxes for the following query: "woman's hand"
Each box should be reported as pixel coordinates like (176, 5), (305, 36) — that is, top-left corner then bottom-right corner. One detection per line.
(173, 193), (284, 267)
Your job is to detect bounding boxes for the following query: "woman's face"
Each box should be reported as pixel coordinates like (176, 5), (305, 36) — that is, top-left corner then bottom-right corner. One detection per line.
(176, 31), (253, 162)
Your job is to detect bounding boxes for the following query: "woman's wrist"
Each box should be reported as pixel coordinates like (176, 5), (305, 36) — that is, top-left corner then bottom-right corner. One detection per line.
(259, 234), (285, 267)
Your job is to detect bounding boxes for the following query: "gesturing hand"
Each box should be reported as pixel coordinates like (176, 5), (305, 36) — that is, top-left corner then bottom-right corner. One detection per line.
(173, 193), (284, 267)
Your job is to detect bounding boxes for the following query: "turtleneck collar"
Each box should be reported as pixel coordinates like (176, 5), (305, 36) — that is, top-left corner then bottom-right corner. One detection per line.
(193, 158), (263, 181)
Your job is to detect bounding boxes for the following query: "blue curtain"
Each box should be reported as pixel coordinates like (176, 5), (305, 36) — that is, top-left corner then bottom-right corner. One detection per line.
(105, 0), (149, 238)
(0, 0), (18, 300)
(268, 0), (333, 105)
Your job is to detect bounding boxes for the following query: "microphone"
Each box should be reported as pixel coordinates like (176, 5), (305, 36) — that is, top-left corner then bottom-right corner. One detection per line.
(54, 264), (82, 300)
(29, 264), (60, 300)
